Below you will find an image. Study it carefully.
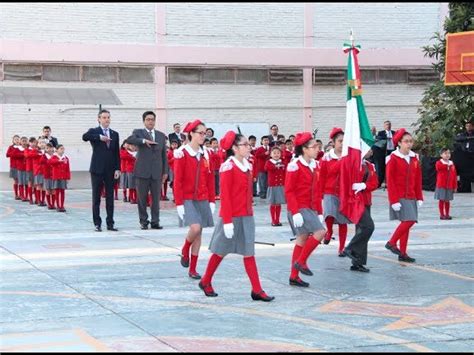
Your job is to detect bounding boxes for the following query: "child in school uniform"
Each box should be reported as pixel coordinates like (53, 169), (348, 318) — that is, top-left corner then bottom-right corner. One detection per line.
(6, 135), (21, 200)
(16, 137), (29, 202)
(33, 139), (47, 206)
(24, 137), (39, 204)
(167, 140), (178, 201)
(264, 146), (286, 226)
(208, 137), (222, 199)
(42, 143), (56, 210)
(434, 147), (457, 220)
(49, 144), (71, 212)
(254, 135), (271, 199)
(120, 140), (137, 203)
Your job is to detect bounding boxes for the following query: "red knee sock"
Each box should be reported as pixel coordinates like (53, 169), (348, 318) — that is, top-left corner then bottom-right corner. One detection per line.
(51, 194), (56, 208)
(270, 205), (276, 224)
(399, 221), (415, 255)
(296, 235), (320, 266)
(243, 256), (263, 294)
(28, 186), (33, 202)
(275, 205), (281, 224)
(35, 189), (40, 204)
(388, 221), (415, 247)
(19, 185), (25, 199)
(201, 254), (223, 285)
(181, 239), (192, 261)
(123, 189), (127, 200)
(46, 194), (52, 207)
(190, 254), (199, 274)
(41, 190), (46, 204)
(338, 224), (348, 253)
(56, 189), (65, 209)
(13, 183), (18, 198)
(290, 244), (303, 279)
(325, 217), (334, 241)
(438, 201), (445, 217)
(445, 201), (450, 217)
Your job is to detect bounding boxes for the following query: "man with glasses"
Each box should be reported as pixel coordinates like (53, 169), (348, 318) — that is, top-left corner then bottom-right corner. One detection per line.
(268, 124), (280, 145)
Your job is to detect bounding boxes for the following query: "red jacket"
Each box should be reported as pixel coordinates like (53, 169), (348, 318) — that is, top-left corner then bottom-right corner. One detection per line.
(319, 150), (342, 197)
(41, 154), (53, 179)
(285, 156), (323, 215)
(11, 146), (26, 171)
(219, 157), (254, 224)
(24, 147), (38, 172)
(31, 150), (45, 176)
(386, 149), (423, 205)
(49, 154), (71, 181)
(6, 145), (19, 169)
(435, 160), (457, 190)
(254, 145), (270, 174)
(264, 159), (286, 187)
(248, 154), (258, 180)
(167, 149), (175, 172)
(120, 149), (136, 173)
(208, 148), (223, 172)
(173, 145), (216, 206)
(358, 160), (379, 206)
(281, 149), (293, 166)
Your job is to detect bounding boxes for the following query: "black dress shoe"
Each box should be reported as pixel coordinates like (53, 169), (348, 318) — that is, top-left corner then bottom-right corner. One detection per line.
(385, 242), (401, 256)
(199, 281), (218, 297)
(294, 262), (313, 276)
(398, 254), (416, 263)
(251, 290), (275, 302)
(180, 255), (190, 268)
(107, 226), (118, 231)
(338, 252), (346, 257)
(275, 223), (282, 226)
(289, 277), (309, 287)
(95, 225), (102, 232)
(150, 223), (163, 230)
(350, 264), (370, 272)
(140, 222), (149, 230)
(343, 249), (360, 263)
(188, 272), (201, 280)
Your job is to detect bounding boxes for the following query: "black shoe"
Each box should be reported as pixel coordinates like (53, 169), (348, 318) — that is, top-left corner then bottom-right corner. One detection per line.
(199, 281), (218, 297)
(289, 277), (309, 287)
(95, 225), (102, 232)
(39, 203), (47, 207)
(58, 208), (66, 212)
(398, 254), (416, 263)
(150, 223), (163, 230)
(180, 255), (190, 268)
(350, 264), (370, 272)
(275, 223), (282, 226)
(251, 290), (275, 302)
(188, 272), (201, 280)
(385, 242), (401, 256)
(123, 197), (128, 202)
(15, 196), (21, 200)
(294, 262), (313, 276)
(107, 226), (118, 231)
(446, 216), (453, 220)
(338, 252), (346, 257)
(140, 221), (149, 230)
(343, 249), (360, 263)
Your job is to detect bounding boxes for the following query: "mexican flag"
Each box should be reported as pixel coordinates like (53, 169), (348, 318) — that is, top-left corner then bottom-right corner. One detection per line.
(339, 38), (375, 224)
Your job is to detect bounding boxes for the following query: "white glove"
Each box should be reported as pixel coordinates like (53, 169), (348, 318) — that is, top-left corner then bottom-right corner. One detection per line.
(417, 200), (423, 208)
(318, 214), (325, 224)
(391, 202), (402, 212)
(223, 223), (234, 239)
(177, 205), (185, 220)
(209, 202), (216, 214)
(293, 213), (304, 228)
(352, 182), (367, 194)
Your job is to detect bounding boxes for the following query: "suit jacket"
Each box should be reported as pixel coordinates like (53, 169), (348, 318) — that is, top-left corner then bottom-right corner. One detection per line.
(82, 126), (120, 174)
(375, 130), (396, 154)
(43, 136), (59, 148)
(127, 128), (169, 180)
(168, 132), (186, 147)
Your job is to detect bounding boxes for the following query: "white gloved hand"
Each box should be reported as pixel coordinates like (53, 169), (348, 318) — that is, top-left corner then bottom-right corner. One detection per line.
(209, 202), (216, 214)
(177, 205), (185, 220)
(352, 182), (367, 194)
(318, 214), (325, 224)
(391, 202), (402, 212)
(293, 213), (304, 228)
(223, 223), (234, 239)
(417, 200), (423, 208)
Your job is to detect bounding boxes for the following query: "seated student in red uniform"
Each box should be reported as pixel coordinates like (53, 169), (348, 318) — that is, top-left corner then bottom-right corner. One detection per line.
(255, 135), (271, 199)
(42, 143), (56, 209)
(208, 137), (222, 200)
(264, 146), (286, 226)
(434, 148), (457, 220)
(174, 120), (216, 280)
(49, 144), (71, 212)
(285, 132), (326, 288)
(385, 129), (423, 263)
(199, 131), (274, 302)
(6, 135), (21, 200)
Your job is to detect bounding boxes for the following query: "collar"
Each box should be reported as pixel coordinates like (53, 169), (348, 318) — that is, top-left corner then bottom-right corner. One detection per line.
(45, 153), (52, 159)
(298, 156), (317, 171)
(100, 125), (110, 131)
(54, 153), (66, 160)
(440, 159), (453, 166)
(13, 145), (21, 149)
(393, 148), (415, 159)
(18, 146), (26, 151)
(183, 144), (204, 157)
(230, 156), (251, 172)
(269, 159), (282, 165)
(329, 148), (341, 160)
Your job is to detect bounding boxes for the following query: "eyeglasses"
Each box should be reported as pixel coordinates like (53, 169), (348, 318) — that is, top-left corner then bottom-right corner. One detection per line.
(237, 143), (250, 147)
(401, 139), (413, 143)
(306, 144), (318, 149)
(194, 131), (207, 136)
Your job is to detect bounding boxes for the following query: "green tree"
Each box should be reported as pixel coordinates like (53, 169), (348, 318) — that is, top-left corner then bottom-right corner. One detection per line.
(413, 2), (474, 156)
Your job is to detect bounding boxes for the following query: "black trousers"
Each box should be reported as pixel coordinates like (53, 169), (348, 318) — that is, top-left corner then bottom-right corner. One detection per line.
(91, 171), (115, 227)
(345, 206), (374, 265)
(136, 177), (160, 225)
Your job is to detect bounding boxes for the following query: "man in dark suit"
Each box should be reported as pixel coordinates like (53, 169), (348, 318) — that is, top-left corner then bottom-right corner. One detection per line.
(82, 109), (121, 232)
(168, 123), (186, 147)
(374, 120), (396, 187)
(127, 111), (169, 230)
(41, 126), (59, 148)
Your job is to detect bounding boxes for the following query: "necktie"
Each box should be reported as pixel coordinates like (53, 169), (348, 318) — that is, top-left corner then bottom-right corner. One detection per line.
(104, 128), (110, 148)
(149, 130), (154, 141)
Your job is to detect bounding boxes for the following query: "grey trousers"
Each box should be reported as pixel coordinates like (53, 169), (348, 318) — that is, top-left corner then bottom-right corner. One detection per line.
(135, 177), (160, 225)
(258, 172), (268, 198)
(345, 206), (374, 265)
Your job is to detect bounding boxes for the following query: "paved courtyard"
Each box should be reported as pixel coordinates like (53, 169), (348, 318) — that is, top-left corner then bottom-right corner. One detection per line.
(0, 187), (473, 352)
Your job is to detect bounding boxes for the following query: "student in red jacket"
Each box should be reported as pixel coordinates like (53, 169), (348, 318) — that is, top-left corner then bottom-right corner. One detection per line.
(385, 129), (423, 263)
(6, 135), (21, 200)
(33, 139), (47, 206)
(285, 132), (326, 288)
(320, 128), (351, 256)
(120, 141), (137, 203)
(264, 146), (286, 226)
(166, 140), (178, 201)
(42, 143), (56, 209)
(24, 137), (39, 204)
(16, 137), (29, 202)
(49, 145), (71, 212)
(199, 131), (274, 302)
(342, 149), (379, 272)
(174, 120), (216, 280)
(435, 147), (457, 220)
(255, 135), (271, 199)
(208, 137), (222, 199)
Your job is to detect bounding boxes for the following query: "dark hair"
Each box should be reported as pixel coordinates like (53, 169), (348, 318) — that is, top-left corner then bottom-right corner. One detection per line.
(206, 128), (214, 136)
(142, 111), (156, 121)
(271, 146), (282, 153)
(439, 147), (450, 155)
(332, 132), (344, 142)
(261, 135), (269, 143)
(43, 126), (51, 130)
(57, 144), (64, 149)
(46, 143), (53, 148)
(204, 138), (211, 144)
(277, 134), (285, 140)
(97, 109), (110, 118)
(316, 139), (323, 144)
(210, 138), (218, 144)
(289, 134), (295, 139)
(173, 123), (180, 128)
(187, 123), (206, 142)
(270, 125), (278, 130)
(397, 132), (412, 145)
(170, 140), (178, 145)
(29, 137), (37, 143)
(384, 120), (391, 125)
(285, 139), (292, 144)
(294, 139), (314, 158)
(248, 135), (256, 141)
(225, 134), (244, 159)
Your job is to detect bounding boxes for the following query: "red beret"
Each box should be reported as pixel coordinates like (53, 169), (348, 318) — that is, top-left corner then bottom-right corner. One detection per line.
(329, 127), (344, 140)
(294, 132), (313, 147)
(220, 130), (236, 150)
(393, 128), (407, 146)
(183, 119), (203, 133)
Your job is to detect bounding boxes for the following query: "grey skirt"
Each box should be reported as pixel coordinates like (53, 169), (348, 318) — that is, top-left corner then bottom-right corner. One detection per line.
(53, 180), (68, 189)
(26, 171), (34, 183)
(323, 194), (352, 224)
(120, 172), (136, 189)
(209, 216), (255, 256)
(434, 188), (454, 201)
(267, 186), (286, 204)
(168, 169), (174, 183)
(179, 200), (214, 228)
(288, 208), (325, 237)
(17, 171), (28, 185)
(43, 178), (54, 190)
(9, 168), (17, 179)
(389, 198), (418, 222)
(33, 174), (44, 185)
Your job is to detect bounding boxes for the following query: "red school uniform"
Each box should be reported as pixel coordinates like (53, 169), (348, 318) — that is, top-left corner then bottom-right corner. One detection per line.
(435, 160), (457, 191)
(264, 159), (286, 187)
(49, 154), (71, 181)
(319, 149), (342, 197)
